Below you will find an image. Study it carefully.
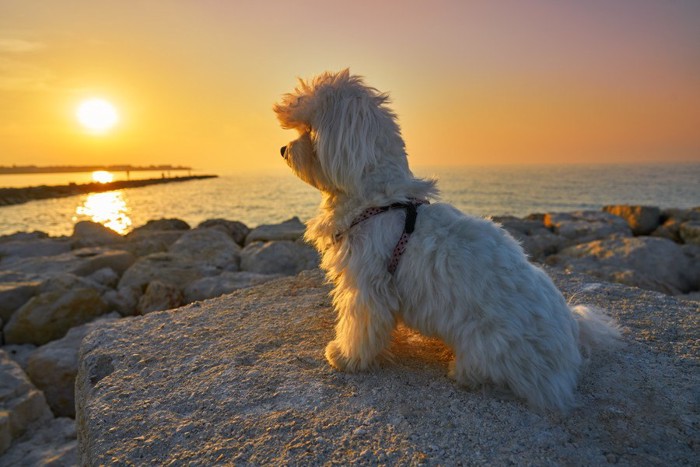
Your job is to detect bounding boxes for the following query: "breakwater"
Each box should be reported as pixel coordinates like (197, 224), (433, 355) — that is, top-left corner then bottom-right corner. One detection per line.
(0, 175), (218, 206)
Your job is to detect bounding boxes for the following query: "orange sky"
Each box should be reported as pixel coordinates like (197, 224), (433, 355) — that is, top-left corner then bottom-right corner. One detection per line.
(1, 0), (699, 172)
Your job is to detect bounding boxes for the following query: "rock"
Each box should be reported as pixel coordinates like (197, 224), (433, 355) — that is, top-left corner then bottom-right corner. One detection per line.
(0, 281), (40, 323)
(197, 219), (250, 246)
(118, 252), (219, 290)
(103, 286), (142, 317)
(602, 205), (661, 235)
(70, 248), (136, 277)
(0, 238), (71, 262)
(4, 286), (110, 345)
(85, 267), (120, 288)
(76, 270), (699, 465)
(0, 231), (49, 243)
(71, 221), (123, 248)
(137, 281), (183, 314)
(123, 230), (186, 257)
(168, 228), (241, 269)
(183, 271), (281, 303)
(131, 218), (190, 233)
(679, 221), (700, 245)
(0, 417), (77, 466)
(653, 208), (700, 243)
(244, 217), (306, 245)
(548, 236), (700, 295)
(2, 344), (36, 370)
(543, 211), (631, 245)
(25, 314), (119, 418)
(0, 349), (52, 455)
(240, 240), (319, 275)
(493, 215), (564, 260)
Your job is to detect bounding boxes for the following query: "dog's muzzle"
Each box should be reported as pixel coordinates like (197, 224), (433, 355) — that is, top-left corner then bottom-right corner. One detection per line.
(280, 146), (287, 159)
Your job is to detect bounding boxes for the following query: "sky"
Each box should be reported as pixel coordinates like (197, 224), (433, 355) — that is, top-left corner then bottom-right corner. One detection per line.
(1, 0), (699, 172)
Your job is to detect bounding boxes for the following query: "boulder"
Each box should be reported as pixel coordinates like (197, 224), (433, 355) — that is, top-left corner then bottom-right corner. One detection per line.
(183, 271), (281, 303)
(244, 217), (306, 245)
(0, 231), (49, 243)
(123, 230), (186, 257)
(70, 248), (136, 277)
(240, 240), (319, 275)
(25, 314), (120, 418)
(543, 211), (631, 245)
(548, 236), (700, 295)
(4, 286), (110, 345)
(0, 416), (76, 466)
(653, 208), (700, 243)
(137, 281), (183, 314)
(0, 281), (40, 323)
(130, 218), (190, 233)
(118, 253), (220, 290)
(76, 270), (699, 465)
(197, 219), (250, 246)
(492, 215), (564, 260)
(0, 238), (71, 262)
(2, 344), (36, 370)
(71, 221), (123, 248)
(103, 285), (142, 317)
(679, 221), (700, 245)
(0, 349), (52, 455)
(602, 205), (661, 236)
(168, 228), (241, 269)
(85, 267), (120, 288)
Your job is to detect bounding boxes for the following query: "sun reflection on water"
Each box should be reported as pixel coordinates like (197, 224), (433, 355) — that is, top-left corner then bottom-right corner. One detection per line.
(74, 191), (132, 234)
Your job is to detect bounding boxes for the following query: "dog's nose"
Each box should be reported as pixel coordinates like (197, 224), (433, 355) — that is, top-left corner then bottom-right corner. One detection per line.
(280, 146), (287, 158)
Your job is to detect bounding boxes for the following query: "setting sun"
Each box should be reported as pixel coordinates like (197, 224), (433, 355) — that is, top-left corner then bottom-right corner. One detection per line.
(76, 98), (119, 134)
(91, 170), (114, 183)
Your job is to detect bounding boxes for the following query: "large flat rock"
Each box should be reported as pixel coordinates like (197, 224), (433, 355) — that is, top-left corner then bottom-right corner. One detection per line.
(76, 269), (699, 465)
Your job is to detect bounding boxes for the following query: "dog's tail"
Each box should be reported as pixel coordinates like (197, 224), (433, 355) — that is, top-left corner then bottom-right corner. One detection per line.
(571, 305), (622, 357)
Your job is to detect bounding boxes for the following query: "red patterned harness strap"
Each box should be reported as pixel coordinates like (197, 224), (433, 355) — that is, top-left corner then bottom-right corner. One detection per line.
(340, 199), (429, 275)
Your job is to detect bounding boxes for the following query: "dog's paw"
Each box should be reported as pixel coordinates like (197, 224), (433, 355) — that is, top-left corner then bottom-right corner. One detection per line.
(325, 340), (352, 371)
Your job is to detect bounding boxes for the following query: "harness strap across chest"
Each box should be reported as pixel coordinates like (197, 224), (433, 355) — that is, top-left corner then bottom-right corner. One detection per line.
(341, 199), (429, 275)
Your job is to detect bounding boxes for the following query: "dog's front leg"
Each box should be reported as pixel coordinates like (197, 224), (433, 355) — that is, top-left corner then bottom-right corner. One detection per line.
(325, 291), (394, 372)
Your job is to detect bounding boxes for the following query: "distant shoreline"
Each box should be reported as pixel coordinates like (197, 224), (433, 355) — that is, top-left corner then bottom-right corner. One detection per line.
(0, 164), (192, 175)
(0, 175), (217, 207)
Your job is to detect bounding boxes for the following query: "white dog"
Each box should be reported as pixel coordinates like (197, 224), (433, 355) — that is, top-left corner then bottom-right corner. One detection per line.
(274, 69), (620, 411)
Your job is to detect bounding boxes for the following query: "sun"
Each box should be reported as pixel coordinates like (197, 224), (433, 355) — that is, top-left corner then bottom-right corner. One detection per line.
(76, 98), (119, 133)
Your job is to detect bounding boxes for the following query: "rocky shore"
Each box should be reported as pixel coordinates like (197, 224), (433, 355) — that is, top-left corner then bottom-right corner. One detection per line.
(1, 205), (699, 465)
(0, 175), (218, 207)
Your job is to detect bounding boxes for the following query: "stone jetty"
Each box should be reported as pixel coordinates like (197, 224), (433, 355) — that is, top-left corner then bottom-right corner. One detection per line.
(0, 205), (698, 465)
(0, 175), (218, 207)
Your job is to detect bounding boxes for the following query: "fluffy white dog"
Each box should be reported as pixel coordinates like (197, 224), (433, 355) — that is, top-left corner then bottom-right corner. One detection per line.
(274, 69), (620, 411)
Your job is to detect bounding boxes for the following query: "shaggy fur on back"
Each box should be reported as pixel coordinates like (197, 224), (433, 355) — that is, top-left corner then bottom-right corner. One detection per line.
(274, 69), (620, 412)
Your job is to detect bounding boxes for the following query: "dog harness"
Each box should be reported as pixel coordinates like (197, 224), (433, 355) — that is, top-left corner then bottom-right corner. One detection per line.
(341, 198), (429, 275)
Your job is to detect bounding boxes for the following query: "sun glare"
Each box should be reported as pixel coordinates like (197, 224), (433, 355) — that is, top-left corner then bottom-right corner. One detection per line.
(76, 98), (119, 133)
(92, 170), (114, 184)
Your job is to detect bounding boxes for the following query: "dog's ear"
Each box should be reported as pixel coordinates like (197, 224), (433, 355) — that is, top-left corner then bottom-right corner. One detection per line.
(314, 92), (383, 193)
(273, 90), (313, 131)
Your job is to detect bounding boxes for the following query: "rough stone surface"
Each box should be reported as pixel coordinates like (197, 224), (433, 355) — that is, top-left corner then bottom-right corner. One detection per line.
(137, 280), (184, 315)
(240, 240), (319, 275)
(543, 211), (631, 244)
(70, 248), (136, 277)
(244, 217), (306, 245)
(680, 221), (700, 245)
(71, 221), (123, 248)
(76, 270), (699, 465)
(4, 286), (110, 345)
(493, 215), (564, 259)
(0, 416), (77, 466)
(129, 218), (190, 233)
(168, 228), (241, 269)
(0, 281), (39, 323)
(0, 349), (52, 455)
(0, 238), (72, 262)
(549, 236), (700, 295)
(603, 205), (661, 235)
(197, 219), (250, 246)
(183, 271), (280, 303)
(118, 252), (218, 290)
(26, 315), (119, 418)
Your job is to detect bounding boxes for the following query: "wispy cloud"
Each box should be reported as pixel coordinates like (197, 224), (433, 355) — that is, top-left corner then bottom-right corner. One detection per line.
(0, 57), (53, 91)
(0, 38), (45, 54)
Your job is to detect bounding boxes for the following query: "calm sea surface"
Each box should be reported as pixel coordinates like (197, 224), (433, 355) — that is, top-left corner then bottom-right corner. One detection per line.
(1, 163), (698, 237)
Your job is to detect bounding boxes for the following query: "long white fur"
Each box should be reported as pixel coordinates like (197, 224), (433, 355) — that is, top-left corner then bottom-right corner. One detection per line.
(274, 69), (621, 411)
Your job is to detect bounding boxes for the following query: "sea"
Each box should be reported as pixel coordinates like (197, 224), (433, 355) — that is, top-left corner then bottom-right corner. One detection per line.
(1, 163), (698, 237)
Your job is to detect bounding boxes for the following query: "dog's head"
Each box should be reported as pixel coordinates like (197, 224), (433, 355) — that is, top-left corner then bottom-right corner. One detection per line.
(274, 69), (408, 195)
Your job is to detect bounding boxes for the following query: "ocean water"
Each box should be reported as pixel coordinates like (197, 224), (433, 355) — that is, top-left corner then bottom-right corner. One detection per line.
(0, 163), (698, 237)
